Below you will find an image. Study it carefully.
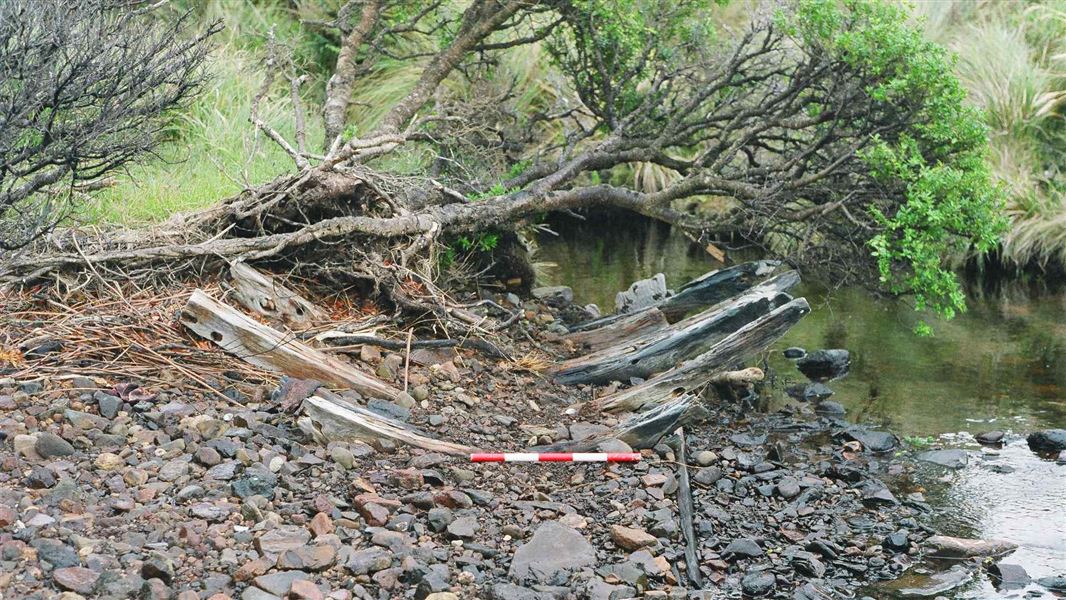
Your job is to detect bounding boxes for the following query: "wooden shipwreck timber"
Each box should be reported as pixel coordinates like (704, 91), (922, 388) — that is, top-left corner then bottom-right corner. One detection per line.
(179, 260), (810, 456)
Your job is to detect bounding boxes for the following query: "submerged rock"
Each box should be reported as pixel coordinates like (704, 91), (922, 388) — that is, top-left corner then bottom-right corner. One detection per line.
(783, 347), (806, 359)
(1036, 575), (1066, 592)
(796, 349), (850, 380)
(1027, 429), (1066, 453)
(890, 565), (972, 597)
(987, 563), (1030, 589)
(844, 427), (899, 453)
(925, 535), (1017, 559)
(916, 449), (968, 469)
(531, 286), (573, 308)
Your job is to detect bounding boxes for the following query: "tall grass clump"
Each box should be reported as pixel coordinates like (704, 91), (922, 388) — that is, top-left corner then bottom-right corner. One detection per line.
(82, 1), (326, 225)
(916, 0), (1066, 268)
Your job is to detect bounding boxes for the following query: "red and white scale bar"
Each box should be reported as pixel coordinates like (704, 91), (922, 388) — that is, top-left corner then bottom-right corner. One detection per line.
(470, 452), (641, 463)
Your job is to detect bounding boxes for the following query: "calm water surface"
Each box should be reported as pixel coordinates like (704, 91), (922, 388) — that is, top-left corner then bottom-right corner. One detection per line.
(535, 213), (1066, 594)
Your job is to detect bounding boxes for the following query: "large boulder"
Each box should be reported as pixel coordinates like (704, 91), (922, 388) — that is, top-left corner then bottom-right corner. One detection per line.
(508, 521), (595, 585)
(1027, 429), (1066, 453)
(796, 349), (850, 380)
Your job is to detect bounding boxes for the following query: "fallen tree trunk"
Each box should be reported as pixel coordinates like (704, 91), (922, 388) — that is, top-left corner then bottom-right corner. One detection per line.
(228, 262), (327, 327)
(552, 271), (799, 385)
(595, 298), (810, 413)
(180, 289), (401, 400)
(568, 261), (781, 334)
(303, 388), (475, 455)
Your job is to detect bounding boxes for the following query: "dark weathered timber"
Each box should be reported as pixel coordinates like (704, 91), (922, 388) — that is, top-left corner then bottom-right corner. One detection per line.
(552, 271), (799, 385)
(660, 260), (780, 321)
(596, 297), (811, 413)
(670, 427), (703, 589)
(562, 308), (668, 349)
(303, 388), (475, 455)
(531, 394), (706, 452)
(568, 260), (780, 333)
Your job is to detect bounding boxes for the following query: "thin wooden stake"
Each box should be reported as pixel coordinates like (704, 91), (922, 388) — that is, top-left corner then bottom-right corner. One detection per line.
(672, 427), (703, 589)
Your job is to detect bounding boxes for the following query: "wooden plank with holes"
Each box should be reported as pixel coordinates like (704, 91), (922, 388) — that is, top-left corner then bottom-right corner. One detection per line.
(180, 290), (400, 400)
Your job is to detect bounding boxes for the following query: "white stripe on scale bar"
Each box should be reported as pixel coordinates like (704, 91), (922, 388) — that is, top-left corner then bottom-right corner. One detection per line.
(572, 453), (608, 461)
(504, 453), (539, 461)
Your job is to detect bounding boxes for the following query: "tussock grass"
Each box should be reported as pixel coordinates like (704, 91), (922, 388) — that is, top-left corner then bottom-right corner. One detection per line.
(917, 0), (1066, 269)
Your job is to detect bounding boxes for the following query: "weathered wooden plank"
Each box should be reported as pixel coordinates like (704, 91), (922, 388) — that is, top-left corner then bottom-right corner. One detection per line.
(670, 427), (703, 589)
(303, 389), (475, 455)
(568, 260), (780, 333)
(562, 308), (668, 349)
(595, 297), (810, 413)
(658, 260), (779, 321)
(532, 393), (706, 451)
(228, 263), (327, 327)
(180, 290), (400, 400)
(552, 271), (799, 385)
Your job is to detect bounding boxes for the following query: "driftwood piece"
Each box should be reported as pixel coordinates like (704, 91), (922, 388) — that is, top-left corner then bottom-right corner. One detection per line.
(670, 427), (703, 589)
(303, 389), (474, 455)
(615, 273), (668, 313)
(533, 394), (706, 452)
(596, 298), (810, 413)
(228, 263), (327, 327)
(180, 290), (401, 400)
(552, 271), (799, 385)
(570, 261), (780, 334)
(318, 334), (508, 359)
(562, 308), (668, 350)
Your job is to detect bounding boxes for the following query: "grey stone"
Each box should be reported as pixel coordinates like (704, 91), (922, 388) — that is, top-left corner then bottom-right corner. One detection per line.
(815, 401), (846, 415)
(427, 507), (454, 532)
(94, 391), (121, 419)
(344, 547), (393, 575)
(33, 539), (80, 568)
(893, 565), (971, 597)
(916, 449), (968, 469)
(490, 583), (555, 600)
(776, 477), (801, 499)
(845, 428), (899, 453)
(741, 570), (776, 596)
(34, 432), (75, 458)
(531, 286), (573, 307)
(976, 430), (1004, 445)
(253, 571), (309, 596)
(723, 538), (763, 559)
(233, 468), (277, 499)
(987, 563), (1029, 589)
(447, 515), (478, 539)
(796, 348), (850, 380)
(508, 521), (595, 585)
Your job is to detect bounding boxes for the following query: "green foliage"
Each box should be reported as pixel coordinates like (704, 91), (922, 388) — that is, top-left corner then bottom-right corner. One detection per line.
(795, 0), (1006, 321)
(546, 0), (715, 126)
(903, 435), (934, 449)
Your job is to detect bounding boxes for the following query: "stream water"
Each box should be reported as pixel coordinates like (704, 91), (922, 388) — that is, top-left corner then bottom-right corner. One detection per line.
(535, 211), (1066, 597)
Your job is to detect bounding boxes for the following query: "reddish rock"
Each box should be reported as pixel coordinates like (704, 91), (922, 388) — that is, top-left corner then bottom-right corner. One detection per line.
(309, 512), (334, 538)
(610, 525), (657, 551)
(53, 567), (99, 595)
(387, 468), (424, 490)
(234, 557), (272, 582)
(357, 502), (390, 527)
(433, 490), (473, 509)
(288, 579), (325, 600)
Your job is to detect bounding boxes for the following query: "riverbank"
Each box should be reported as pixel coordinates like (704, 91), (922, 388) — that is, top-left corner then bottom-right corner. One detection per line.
(2, 277), (1062, 599)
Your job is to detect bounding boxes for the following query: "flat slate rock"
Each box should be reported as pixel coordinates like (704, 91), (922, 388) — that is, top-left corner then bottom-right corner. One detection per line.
(508, 521), (595, 585)
(916, 449), (968, 469)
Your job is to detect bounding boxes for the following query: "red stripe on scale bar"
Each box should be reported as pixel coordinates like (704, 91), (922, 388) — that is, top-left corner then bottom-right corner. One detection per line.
(470, 452), (641, 463)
